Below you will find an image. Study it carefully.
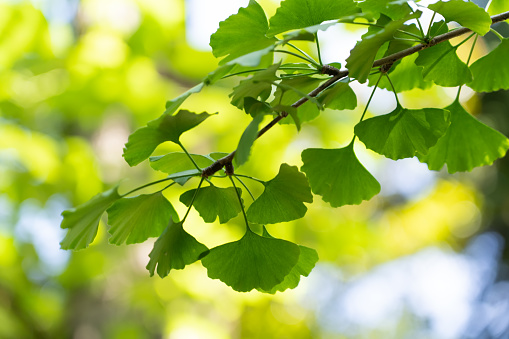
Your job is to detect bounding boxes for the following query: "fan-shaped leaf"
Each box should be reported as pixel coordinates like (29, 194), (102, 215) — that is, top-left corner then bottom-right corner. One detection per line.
(106, 192), (178, 245)
(201, 228), (300, 292)
(318, 79), (357, 110)
(301, 143), (381, 207)
(150, 152), (213, 174)
(60, 186), (120, 250)
(146, 220), (208, 278)
(418, 100), (509, 173)
(428, 0), (491, 35)
(355, 105), (451, 160)
(236, 113), (264, 166)
(246, 164), (313, 224)
(468, 39), (509, 92)
(230, 64), (279, 109)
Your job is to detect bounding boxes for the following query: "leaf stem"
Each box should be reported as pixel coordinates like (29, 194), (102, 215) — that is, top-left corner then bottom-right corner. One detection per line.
(456, 34), (479, 100)
(274, 49), (320, 68)
(233, 175), (255, 201)
(315, 33), (323, 65)
(121, 178), (172, 197)
(426, 12), (437, 39)
(358, 73), (383, 123)
(182, 176), (205, 223)
(385, 73), (400, 106)
(286, 42), (320, 67)
(228, 175), (250, 231)
(490, 28), (504, 41)
(345, 22), (425, 41)
(234, 174), (265, 184)
(178, 141), (202, 171)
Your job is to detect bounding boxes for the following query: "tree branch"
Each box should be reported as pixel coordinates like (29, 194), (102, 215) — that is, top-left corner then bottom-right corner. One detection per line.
(202, 10), (509, 178)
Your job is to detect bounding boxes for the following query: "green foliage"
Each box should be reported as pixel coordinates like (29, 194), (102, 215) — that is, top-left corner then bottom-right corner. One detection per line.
(301, 143), (381, 207)
(107, 192), (178, 245)
(60, 187), (120, 250)
(146, 220), (209, 278)
(246, 164), (313, 224)
(355, 105), (451, 160)
(58, 0), (509, 294)
(201, 228), (300, 292)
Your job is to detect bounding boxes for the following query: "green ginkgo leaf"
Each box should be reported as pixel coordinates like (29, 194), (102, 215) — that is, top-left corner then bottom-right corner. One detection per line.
(246, 164), (313, 224)
(235, 113), (264, 166)
(317, 79), (357, 110)
(468, 39), (509, 92)
(415, 41), (472, 87)
(106, 192), (178, 245)
(201, 228), (300, 292)
(428, 0), (491, 35)
(210, 0), (276, 64)
(355, 105), (451, 160)
(358, 0), (412, 20)
(180, 185), (242, 224)
(150, 152), (214, 174)
(301, 143), (381, 207)
(418, 100), (509, 173)
(267, 0), (358, 36)
(146, 220), (208, 278)
(230, 64), (279, 109)
(60, 186), (121, 250)
(346, 13), (418, 83)
(123, 110), (213, 166)
(258, 227), (318, 294)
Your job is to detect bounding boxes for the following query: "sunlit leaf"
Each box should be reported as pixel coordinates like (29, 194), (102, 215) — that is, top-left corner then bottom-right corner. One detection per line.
(246, 164), (313, 224)
(258, 227), (318, 294)
(301, 143), (381, 207)
(267, 0), (358, 36)
(164, 83), (204, 115)
(150, 152), (213, 174)
(230, 64), (279, 109)
(235, 113), (264, 166)
(107, 192), (178, 245)
(146, 220), (208, 278)
(428, 0), (491, 35)
(346, 13), (418, 83)
(415, 41), (472, 87)
(418, 100), (509, 173)
(468, 39), (509, 92)
(60, 186), (120, 250)
(168, 169), (202, 186)
(355, 105), (451, 160)
(123, 110), (213, 166)
(488, 0), (509, 16)
(317, 79), (357, 110)
(280, 22), (338, 43)
(358, 0), (412, 20)
(180, 185), (242, 224)
(201, 228), (300, 292)
(210, 0), (276, 64)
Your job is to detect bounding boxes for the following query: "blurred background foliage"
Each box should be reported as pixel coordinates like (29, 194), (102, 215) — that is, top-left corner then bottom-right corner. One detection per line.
(1, 0), (509, 338)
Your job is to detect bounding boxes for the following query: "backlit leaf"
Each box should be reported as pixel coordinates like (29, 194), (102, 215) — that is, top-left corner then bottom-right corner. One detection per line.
(210, 0), (276, 64)
(317, 79), (357, 110)
(235, 113), (264, 166)
(358, 0), (412, 20)
(230, 64), (279, 109)
(180, 185), (242, 224)
(60, 186), (120, 250)
(247, 164), (313, 224)
(418, 100), (509, 173)
(355, 105), (450, 160)
(146, 220), (208, 278)
(428, 0), (491, 35)
(201, 228), (300, 292)
(415, 41), (472, 87)
(267, 0), (358, 36)
(301, 143), (381, 207)
(150, 152), (214, 174)
(107, 192), (178, 245)
(123, 110), (213, 166)
(468, 39), (509, 92)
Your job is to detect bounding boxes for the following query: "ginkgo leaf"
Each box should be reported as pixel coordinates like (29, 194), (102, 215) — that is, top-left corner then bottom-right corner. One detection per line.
(267, 0), (358, 36)
(272, 76), (324, 126)
(246, 164), (313, 224)
(123, 110), (213, 166)
(280, 22), (338, 43)
(164, 83), (204, 115)
(301, 143), (381, 207)
(317, 79), (357, 110)
(468, 39), (509, 92)
(150, 152), (213, 174)
(355, 105), (450, 160)
(346, 13), (418, 83)
(106, 192), (178, 245)
(488, 0), (509, 16)
(180, 185), (242, 224)
(168, 169), (202, 186)
(418, 100), (509, 173)
(235, 113), (264, 166)
(358, 0), (412, 20)
(201, 228), (300, 292)
(60, 186), (120, 250)
(230, 64), (279, 109)
(415, 41), (472, 87)
(428, 0), (491, 35)
(258, 227), (318, 294)
(146, 220), (209, 278)
(210, 0), (276, 64)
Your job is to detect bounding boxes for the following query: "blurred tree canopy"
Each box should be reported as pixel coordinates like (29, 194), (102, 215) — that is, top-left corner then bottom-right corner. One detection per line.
(2, 0), (509, 338)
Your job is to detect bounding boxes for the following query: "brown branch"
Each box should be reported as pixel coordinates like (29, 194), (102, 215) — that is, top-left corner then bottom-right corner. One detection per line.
(202, 10), (509, 178)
